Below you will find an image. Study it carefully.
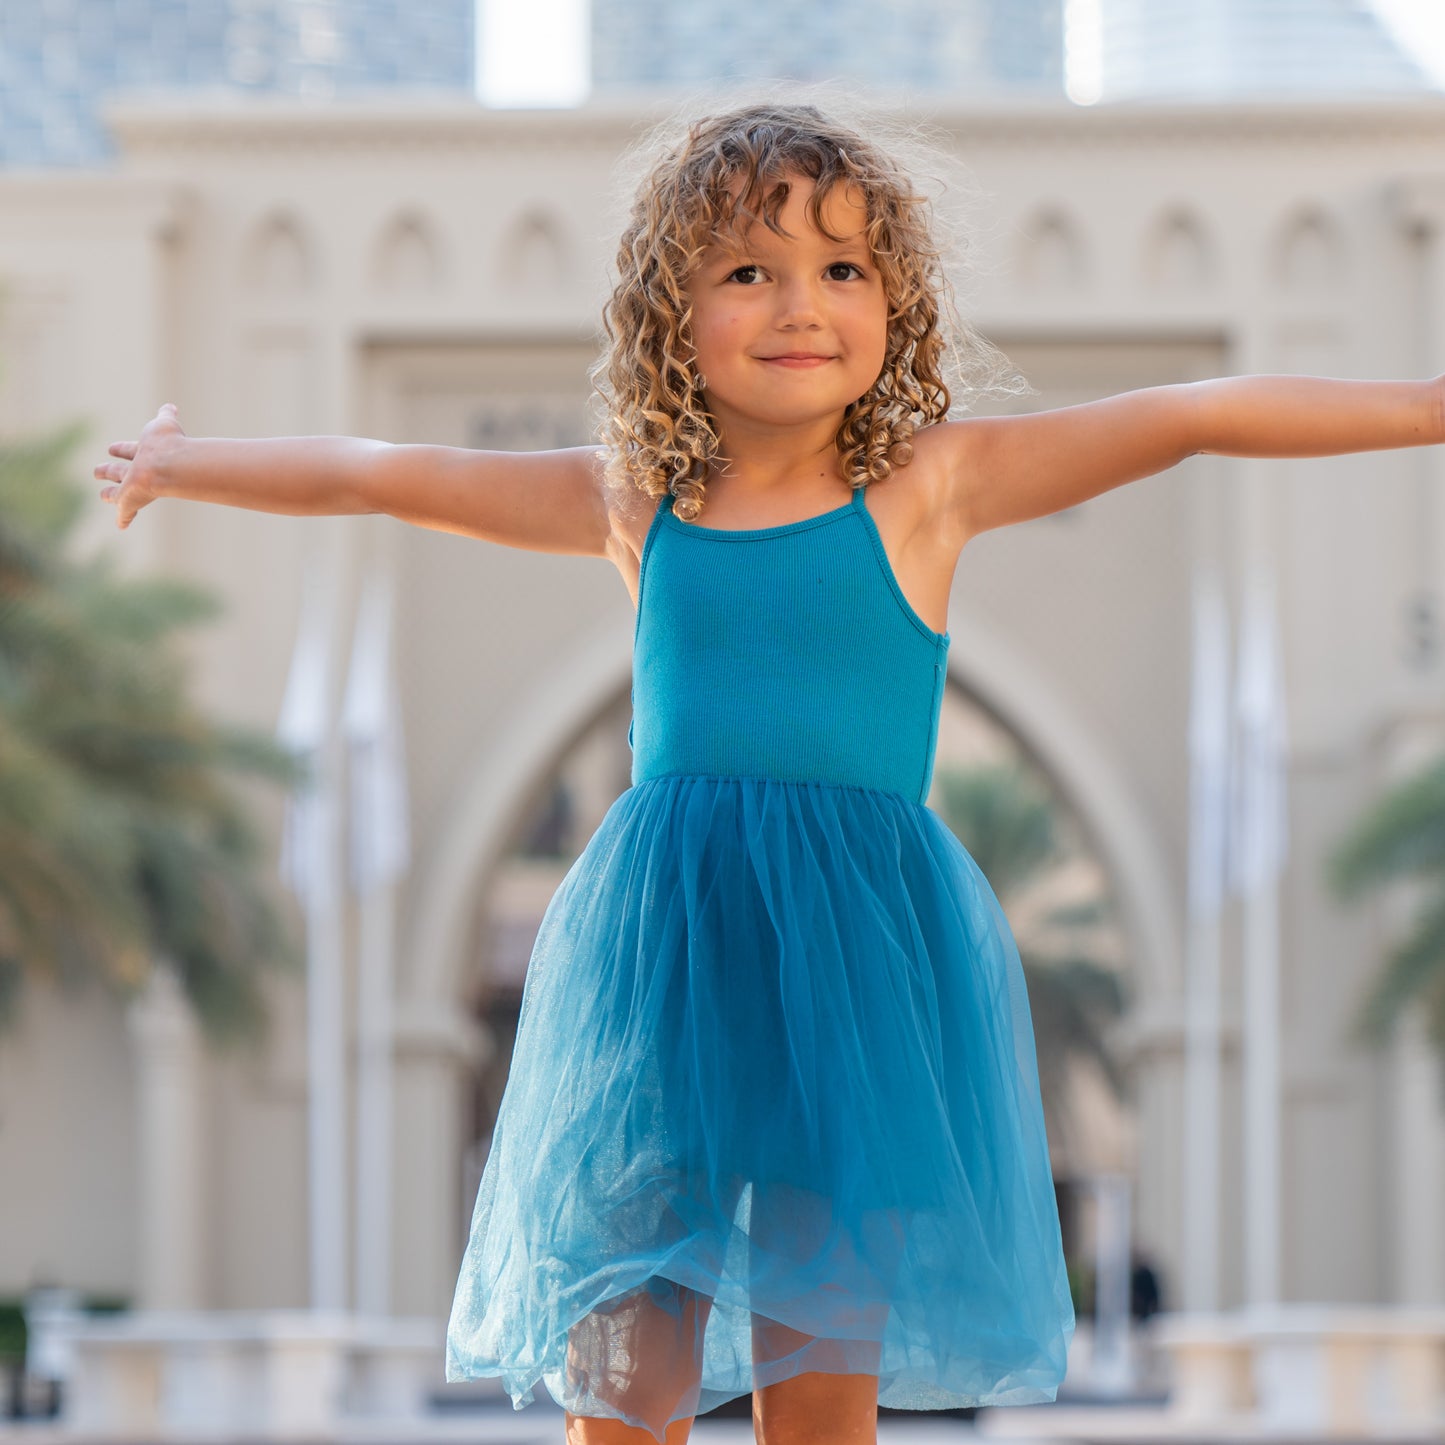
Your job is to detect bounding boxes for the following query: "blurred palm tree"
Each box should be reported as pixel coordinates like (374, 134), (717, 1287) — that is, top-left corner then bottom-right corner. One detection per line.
(1326, 751), (1445, 1091)
(0, 419), (305, 1048)
(934, 759), (1131, 1147)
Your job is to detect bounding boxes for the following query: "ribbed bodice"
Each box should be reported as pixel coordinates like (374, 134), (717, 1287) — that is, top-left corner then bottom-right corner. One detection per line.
(628, 485), (950, 803)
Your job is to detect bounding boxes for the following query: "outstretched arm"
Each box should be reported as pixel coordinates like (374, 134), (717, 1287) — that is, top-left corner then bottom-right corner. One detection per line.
(947, 374), (1445, 539)
(96, 403), (612, 556)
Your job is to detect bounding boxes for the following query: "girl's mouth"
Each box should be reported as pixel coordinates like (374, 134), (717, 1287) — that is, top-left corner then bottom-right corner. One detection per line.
(760, 355), (834, 368)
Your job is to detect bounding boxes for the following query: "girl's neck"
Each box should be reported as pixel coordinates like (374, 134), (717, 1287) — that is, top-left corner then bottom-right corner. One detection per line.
(708, 414), (845, 497)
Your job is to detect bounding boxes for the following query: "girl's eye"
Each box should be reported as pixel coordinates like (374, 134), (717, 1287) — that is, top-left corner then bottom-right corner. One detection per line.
(727, 264), (762, 284)
(827, 262), (863, 281)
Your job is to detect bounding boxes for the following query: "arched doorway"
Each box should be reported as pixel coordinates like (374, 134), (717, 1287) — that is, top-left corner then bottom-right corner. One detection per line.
(406, 615), (1180, 1325)
(453, 669), (1151, 1340)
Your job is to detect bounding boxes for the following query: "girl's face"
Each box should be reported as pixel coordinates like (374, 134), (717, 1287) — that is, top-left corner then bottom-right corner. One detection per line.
(686, 173), (889, 442)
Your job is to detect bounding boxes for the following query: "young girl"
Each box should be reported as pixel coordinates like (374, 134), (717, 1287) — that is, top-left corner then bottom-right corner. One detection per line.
(96, 102), (1443, 1445)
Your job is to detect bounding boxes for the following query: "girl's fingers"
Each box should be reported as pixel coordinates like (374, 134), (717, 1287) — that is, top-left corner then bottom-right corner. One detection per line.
(109, 441), (136, 458)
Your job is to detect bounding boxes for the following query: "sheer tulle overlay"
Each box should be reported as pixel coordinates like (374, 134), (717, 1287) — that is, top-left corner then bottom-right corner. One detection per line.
(445, 773), (1075, 1438)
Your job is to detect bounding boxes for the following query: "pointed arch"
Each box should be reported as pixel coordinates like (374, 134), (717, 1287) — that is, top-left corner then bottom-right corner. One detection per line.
(1273, 205), (1347, 294)
(1142, 205), (1217, 292)
(371, 208), (446, 293)
(497, 207), (571, 294)
(1015, 204), (1090, 290)
(241, 210), (314, 295)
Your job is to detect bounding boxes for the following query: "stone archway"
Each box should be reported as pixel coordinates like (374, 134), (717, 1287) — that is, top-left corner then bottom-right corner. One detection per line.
(393, 611), (1181, 1318)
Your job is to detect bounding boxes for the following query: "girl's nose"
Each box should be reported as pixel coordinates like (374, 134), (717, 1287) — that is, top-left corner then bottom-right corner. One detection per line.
(774, 277), (825, 328)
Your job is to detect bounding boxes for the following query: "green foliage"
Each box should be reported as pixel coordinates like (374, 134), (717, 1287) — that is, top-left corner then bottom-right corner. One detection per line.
(1328, 755), (1445, 898)
(0, 420), (307, 1049)
(1326, 753), (1445, 1089)
(935, 762), (1061, 897)
(1067, 1259), (1095, 1317)
(0, 1293), (131, 1361)
(934, 758), (1131, 1150)
(0, 1300), (23, 1359)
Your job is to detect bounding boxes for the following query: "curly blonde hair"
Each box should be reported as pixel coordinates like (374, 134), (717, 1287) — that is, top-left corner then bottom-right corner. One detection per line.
(591, 99), (1024, 522)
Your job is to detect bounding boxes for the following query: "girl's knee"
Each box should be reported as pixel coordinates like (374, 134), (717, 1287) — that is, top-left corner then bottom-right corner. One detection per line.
(752, 1369), (879, 1445)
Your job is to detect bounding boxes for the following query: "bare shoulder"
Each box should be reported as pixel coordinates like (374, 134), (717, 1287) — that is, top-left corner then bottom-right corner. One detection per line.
(850, 422), (986, 639)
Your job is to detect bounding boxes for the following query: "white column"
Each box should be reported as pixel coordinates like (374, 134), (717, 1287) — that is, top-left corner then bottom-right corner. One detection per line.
(346, 532), (412, 1322)
(390, 1001), (490, 1320)
(354, 877), (399, 1319)
(1227, 328), (1289, 1311)
(125, 960), (207, 1309)
(1225, 293), (1294, 1312)
(276, 520), (355, 1314)
(1235, 563), (1287, 1311)
(1182, 552), (1230, 1313)
(1239, 813), (1282, 1310)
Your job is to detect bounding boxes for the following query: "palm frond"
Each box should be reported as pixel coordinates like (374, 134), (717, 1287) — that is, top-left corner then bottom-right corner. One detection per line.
(1042, 896), (1116, 929)
(0, 416), (304, 1045)
(1345, 883), (1445, 1049)
(935, 761), (1062, 898)
(0, 955), (20, 1030)
(1021, 949), (1133, 1103)
(1326, 754), (1445, 899)
(0, 423), (90, 549)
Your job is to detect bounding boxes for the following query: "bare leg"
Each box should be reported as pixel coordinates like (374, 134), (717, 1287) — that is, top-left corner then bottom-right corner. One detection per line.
(749, 1309), (881, 1445)
(563, 1277), (715, 1445)
(751, 1365), (879, 1445)
(746, 1179), (887, 1445)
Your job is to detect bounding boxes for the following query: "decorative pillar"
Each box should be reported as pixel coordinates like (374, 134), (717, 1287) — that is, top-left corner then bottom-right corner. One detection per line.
(390, 1000), (490, 1320)
(125, 961), (207, 1309)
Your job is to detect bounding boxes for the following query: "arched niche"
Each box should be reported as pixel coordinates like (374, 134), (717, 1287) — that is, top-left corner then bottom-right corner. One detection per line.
(1015, 205), (1089, 291)
(241, 211), (314, 296)
(1142, 206), (1217, 292)
(370, 209), (445, 294)
(497, 208), (571, 295)
(1273, 205), (1346, 294)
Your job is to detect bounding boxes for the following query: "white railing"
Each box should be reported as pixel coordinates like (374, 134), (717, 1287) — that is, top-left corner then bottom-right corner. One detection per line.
(980, 1305), (1445, 1440)
(33, 1310), (463, 1440)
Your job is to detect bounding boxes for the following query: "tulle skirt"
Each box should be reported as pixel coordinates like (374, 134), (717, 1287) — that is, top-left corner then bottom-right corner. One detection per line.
(444, 773), (1075, 1439)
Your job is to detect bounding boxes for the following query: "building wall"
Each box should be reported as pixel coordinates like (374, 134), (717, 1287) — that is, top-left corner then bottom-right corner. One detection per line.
(0, 97), (1442, 1323)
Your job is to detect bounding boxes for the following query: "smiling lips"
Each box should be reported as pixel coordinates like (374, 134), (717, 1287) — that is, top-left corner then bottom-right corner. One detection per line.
(759, 353), (835, 367)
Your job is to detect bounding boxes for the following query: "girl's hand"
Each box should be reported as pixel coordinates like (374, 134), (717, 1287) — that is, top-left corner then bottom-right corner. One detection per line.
(96, 402), (186, 530)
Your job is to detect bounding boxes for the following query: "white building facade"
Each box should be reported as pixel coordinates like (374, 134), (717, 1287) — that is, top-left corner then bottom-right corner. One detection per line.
(0, 96), (1443, 1347)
